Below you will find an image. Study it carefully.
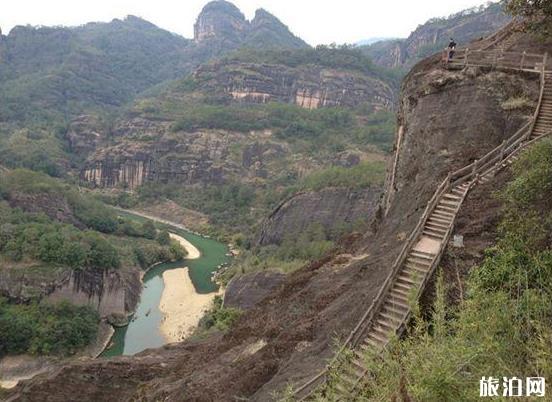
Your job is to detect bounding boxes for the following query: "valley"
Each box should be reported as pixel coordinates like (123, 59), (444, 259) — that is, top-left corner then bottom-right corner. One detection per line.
(1, 0), (552, 401)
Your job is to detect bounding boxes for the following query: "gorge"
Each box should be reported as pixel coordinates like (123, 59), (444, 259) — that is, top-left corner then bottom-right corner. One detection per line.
(2, 1), (552, 401)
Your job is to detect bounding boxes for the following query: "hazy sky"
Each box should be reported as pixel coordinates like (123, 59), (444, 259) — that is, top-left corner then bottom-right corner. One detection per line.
(1, 0), (496, 45)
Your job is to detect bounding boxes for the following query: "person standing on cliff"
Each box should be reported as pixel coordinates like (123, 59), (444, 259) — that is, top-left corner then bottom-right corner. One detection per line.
(448, 38), (457, 61)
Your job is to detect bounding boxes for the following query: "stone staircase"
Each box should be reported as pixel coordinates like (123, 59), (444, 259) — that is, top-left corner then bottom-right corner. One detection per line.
(291, 55), (551, 402)
(329, 70), (552, 399)
(532, 72), (552, 139)
(333, 182), (471, 396)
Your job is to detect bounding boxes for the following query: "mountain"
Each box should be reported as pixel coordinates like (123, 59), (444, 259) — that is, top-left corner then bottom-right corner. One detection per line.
(71, 45), (395, 236)
(193, 1), (307, 49)
(7, 21), (552, 401)
(361, 2), (511, 68)
(0, 2), (309, 176)
(355, 37), (400, 46)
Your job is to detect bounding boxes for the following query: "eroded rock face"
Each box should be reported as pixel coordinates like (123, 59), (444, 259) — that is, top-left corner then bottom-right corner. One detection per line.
(256, 187), (382, 246)
(80, 129), (253, 189)
(9, 26), (547, 402)
(363, 3), (511, 68)
(193, 1), (306, 49)
(194, 62), (395, 110)
(0, 265), (141, 322)
(194, 0), (247, 44)
(224, 271), (286, 310)
(66, 115), (106, 156)
(46, 268), (141, 320)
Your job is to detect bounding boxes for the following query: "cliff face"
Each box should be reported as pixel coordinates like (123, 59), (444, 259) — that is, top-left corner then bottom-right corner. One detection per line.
(46, 268), (141, 321)
(194, 0), (247, 44)
(0, 265), (141, 321)
(194, 61), (395, 110)
(79, 126), (261, 189)
(363, 3), (511, 68)
(75, 59), (392, 190)
(256, 187), (381, 246)
(193, 1), (307, 49)
(8, 28), (545, 402)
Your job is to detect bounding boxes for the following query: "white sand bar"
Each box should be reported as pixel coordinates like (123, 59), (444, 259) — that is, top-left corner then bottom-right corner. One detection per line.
(169, 233), (200, 260)
(159, 268), (217, 342)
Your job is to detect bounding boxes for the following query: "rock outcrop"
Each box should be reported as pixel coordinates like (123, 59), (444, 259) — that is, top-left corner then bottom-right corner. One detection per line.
(362, 2), (511, 68)
(194, 1), (307, 49)
(46, 268), (141, 322)
(256, 187), (381, 246)
(194, 0), (247, 44)
(224, 271), (286, 310)
(7, 27), (547, 402)
(194, 61), (395, 110)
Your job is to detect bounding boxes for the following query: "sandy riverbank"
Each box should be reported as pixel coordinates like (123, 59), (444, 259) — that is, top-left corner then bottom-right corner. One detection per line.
(169, 233), (200, 260)
(159, 268), (219, 342)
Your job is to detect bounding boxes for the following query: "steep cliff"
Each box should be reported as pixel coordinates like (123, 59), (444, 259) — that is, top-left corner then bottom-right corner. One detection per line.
(76, 53), (394, 191)
(8, 25), (546, 402)
(256, 187), (381, 246)
(193, 1), (306, 49)
(194, 60), (394, 110)
(362, 2), (511, 69)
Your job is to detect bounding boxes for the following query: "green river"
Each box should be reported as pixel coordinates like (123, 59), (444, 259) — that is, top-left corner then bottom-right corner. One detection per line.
(101, 213), (230, 357)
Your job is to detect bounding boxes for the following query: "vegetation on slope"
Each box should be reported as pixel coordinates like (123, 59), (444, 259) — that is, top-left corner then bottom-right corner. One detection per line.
(0, 169), (189, 356)
(507, 0), (552, 36)
(322, 139), (552, 401)
(0, 299), (99, 357)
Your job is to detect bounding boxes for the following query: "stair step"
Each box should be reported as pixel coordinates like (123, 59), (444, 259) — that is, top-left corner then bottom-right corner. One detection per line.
(372, 325), (392, 339)
(410, 250), (435, 260)
(423, 229), (445, 239)
(439, 199), (459, 207)
(428, 217), (451, 227)
(360, 336), (380, 349)
(396, 274), (417, 286)
(376, 318), (396, 330)
(443, 193), (461, 201)
(393, 279), (411, 290)
(426, 223), (448, 232)
(402, 269), (424, 282)
(368, 330), (388, 344)
(391, 285), (410, 297)
(379, 311), (403, 324)
(340, 371), (358, 389)
(406, 255), (432, 266)
(389, 289), (410, 303)
(436, 205), (457, 214)
(432, 210), (454, 219)
(345, 363), (365, 380)
(451, 188), (464, 195)
(405, 263), (429, 274)
(334, 382), (350, 396)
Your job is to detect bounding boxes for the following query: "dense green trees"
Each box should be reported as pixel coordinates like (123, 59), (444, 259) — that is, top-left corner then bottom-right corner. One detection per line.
(197, 295), (241, 333)
(506, 0), (552, 35)
(0, 299), (99, 356)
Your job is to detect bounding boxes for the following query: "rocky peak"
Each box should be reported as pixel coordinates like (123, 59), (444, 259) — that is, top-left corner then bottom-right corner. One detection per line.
(193, 0), (247, 43)
(250, 8), (282, 28)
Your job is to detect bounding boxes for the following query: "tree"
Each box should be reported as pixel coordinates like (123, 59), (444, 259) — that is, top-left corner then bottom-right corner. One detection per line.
(506, 0), (552, 35)
(506, 0), (552, 17)
(85, 235), (120, 269)
(141, 221), (157, 240)
(157, 230), (171, 246)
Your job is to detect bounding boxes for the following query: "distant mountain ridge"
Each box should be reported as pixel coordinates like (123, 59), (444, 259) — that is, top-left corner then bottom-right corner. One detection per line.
(0, 1), (307, 124)
(361, 2), (511, 68)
